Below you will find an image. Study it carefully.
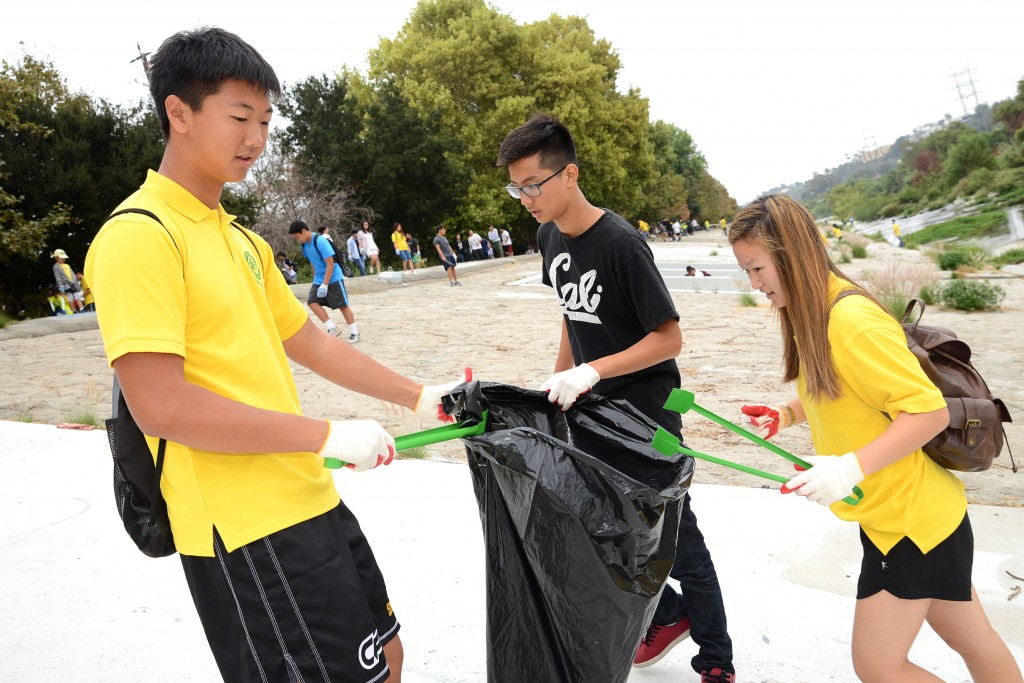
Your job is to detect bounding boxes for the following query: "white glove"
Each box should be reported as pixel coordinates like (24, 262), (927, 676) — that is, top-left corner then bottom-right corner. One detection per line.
(739, 404), (790, 440)
(316, 283), (329, 298)
(414, 368), (472, 423)
(318, 419), (396, 472)
(539, 363), (600, 410)
(783, 453), (864, 506)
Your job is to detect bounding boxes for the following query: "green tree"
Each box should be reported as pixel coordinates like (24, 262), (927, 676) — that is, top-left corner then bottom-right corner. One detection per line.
(367, 0), (654, 239)
(943, 129), (995, 187)
(277, 72), (366, 186)
(0, 54), (163, 317)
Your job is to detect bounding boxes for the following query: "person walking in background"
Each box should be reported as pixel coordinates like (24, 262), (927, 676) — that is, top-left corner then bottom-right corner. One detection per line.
(454, 233), (468, 262)
(85, 27), (469, 683)
(487, 224), (503, 258)
(50, 248), (84, 313)
(467, 229), (483, 260)
(433, 225), (461, 287)
(75, 271), (96, 311)
(407, 233), (421, 264)
(731, 194), (1022, 683)
(275, 251), (298, 284)
(392, 223), (416, 273)
(500, 226), (514, 256)
(719, 217), (727, 236)
(497, 113), (736, 683)
(289, 220), (361, 342)
(346, 229), (366, 277)
(363, 223), (381, 274)
(891, 219), (904, 248)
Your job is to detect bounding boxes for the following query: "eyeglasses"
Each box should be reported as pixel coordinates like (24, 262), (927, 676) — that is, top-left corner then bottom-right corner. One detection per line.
(504, 164), (568, 199)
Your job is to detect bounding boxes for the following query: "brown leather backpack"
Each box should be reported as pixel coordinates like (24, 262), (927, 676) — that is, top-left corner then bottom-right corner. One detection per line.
(832, 293), (1015, 473)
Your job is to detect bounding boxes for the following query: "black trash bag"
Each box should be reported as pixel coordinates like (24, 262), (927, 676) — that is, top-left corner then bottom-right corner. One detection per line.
(445, 382), (693, 683)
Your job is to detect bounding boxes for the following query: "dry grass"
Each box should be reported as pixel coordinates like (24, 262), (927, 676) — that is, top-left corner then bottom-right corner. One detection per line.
(860, 262), (941, 317)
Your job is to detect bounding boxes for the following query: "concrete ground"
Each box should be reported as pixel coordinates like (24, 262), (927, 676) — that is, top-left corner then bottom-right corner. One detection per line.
(2, 420), (1021, 682)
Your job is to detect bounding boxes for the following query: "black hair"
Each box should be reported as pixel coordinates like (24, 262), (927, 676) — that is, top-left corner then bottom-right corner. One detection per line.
(496, 113), (578, 171)
(436, 225), (445, 234)
(275, 251), (286, 258)
(149, 27), (281, 140)
(317, 227), (327, 234)
(288, 220), (308, 234)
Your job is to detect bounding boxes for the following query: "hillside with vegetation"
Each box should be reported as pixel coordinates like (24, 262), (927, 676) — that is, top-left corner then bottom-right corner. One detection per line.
(772, 80), (1024, 221)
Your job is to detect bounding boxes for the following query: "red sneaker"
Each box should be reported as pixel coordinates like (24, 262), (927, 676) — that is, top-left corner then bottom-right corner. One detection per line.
(632, 616), (692, 668)
(700, 667), (736, 682)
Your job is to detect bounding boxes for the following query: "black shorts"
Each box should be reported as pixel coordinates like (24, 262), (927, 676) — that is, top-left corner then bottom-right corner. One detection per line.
(307, 281), (350, 309)
(857, 512), (973, 601)
(442, 255), (457, 270)
(180, 502), (399, 683)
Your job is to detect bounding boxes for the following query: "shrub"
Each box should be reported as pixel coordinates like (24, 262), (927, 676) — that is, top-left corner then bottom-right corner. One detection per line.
(0, 312), (11, 329)
(918, 282), (941, 305)
(880, 202), (902, 218)
(953, 167), (994, 197)
(991, 248), (1024, 267)
(862, 263), (941, 317)
(935, 245), (989, 271)
(738, 292), (757, 307)
(938, 279), (1005, 312)
(851, 244), (868, 258)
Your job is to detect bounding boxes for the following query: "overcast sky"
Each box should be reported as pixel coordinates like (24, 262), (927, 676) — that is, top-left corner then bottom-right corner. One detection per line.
(4, 0), (1022, 203)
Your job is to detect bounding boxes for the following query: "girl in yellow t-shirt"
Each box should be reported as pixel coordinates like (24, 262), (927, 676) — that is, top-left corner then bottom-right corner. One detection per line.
(729, 194), (1021, 683)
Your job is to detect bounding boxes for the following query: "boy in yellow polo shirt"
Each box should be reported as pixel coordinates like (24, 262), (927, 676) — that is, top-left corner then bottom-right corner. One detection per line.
(85, 27), (459, 683)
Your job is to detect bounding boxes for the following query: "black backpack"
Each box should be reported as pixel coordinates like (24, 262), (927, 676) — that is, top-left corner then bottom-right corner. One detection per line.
(101, 208), (263, 557)
(832, 292), (1015, 473)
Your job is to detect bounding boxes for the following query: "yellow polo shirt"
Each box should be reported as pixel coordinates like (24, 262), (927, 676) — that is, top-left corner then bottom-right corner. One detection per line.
(85, 170), (339, 556)
(798, 275), (965, 554)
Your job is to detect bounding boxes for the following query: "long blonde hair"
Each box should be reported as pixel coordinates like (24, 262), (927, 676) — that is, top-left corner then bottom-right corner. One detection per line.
(728, 194), (876, 400)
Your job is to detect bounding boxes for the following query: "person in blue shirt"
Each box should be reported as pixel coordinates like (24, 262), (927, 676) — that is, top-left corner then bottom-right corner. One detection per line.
(288, 220), (360, 343)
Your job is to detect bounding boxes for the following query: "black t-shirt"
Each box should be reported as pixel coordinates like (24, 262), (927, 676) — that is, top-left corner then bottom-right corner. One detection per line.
(539, 210), (681, 432)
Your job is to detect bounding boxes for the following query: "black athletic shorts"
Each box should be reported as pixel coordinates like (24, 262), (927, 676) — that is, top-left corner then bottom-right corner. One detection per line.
(180, 502), (399, 683)
(857, 512), (973, 601)
(307, 280), (350, 309)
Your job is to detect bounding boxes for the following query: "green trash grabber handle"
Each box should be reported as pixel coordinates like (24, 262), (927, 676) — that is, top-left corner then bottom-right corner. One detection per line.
(324, 411), (489, 469)
(660, 389), (864, 506)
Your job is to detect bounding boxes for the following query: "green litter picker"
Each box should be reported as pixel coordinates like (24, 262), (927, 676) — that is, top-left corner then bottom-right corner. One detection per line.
(323, 411), (488, 470)
(653, 389), (863, 506)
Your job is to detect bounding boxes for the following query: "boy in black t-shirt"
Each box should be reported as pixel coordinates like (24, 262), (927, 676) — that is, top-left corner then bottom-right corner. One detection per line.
(497, 114), (736, 682)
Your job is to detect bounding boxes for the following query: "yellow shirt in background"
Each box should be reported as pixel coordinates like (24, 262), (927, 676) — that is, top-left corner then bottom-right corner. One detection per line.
(392, 230), (409, 251)
(798, 275), (965, 554)
(86, 170), (338, 557)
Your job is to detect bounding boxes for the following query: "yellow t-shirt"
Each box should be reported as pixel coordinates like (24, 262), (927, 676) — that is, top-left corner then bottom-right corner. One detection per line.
(892, 223), (901, 237)
(79, 274), (95, 307)
(797, 275), (965, 554)
(85, 170), (339, 557)
(391, 231), (409, 251)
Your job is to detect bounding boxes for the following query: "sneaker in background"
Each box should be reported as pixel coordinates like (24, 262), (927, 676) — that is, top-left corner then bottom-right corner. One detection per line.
(700, 667), (735, 682)
(328, 326), (344, 337)
(347, 333), (360, 344)
(632, 616), (692, 668)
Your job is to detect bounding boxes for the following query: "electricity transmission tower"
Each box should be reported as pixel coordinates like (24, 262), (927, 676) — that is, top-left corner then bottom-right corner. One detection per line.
(130, 43), (152, 84)
(951, 67), (980, 117)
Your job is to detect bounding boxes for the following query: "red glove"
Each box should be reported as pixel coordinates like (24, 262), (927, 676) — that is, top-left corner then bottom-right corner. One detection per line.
(740, 404), (783, 440)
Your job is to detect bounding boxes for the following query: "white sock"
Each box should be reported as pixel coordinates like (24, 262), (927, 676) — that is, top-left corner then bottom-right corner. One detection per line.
(349, 324), (359, 335)
(325, 321), (337, 331)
